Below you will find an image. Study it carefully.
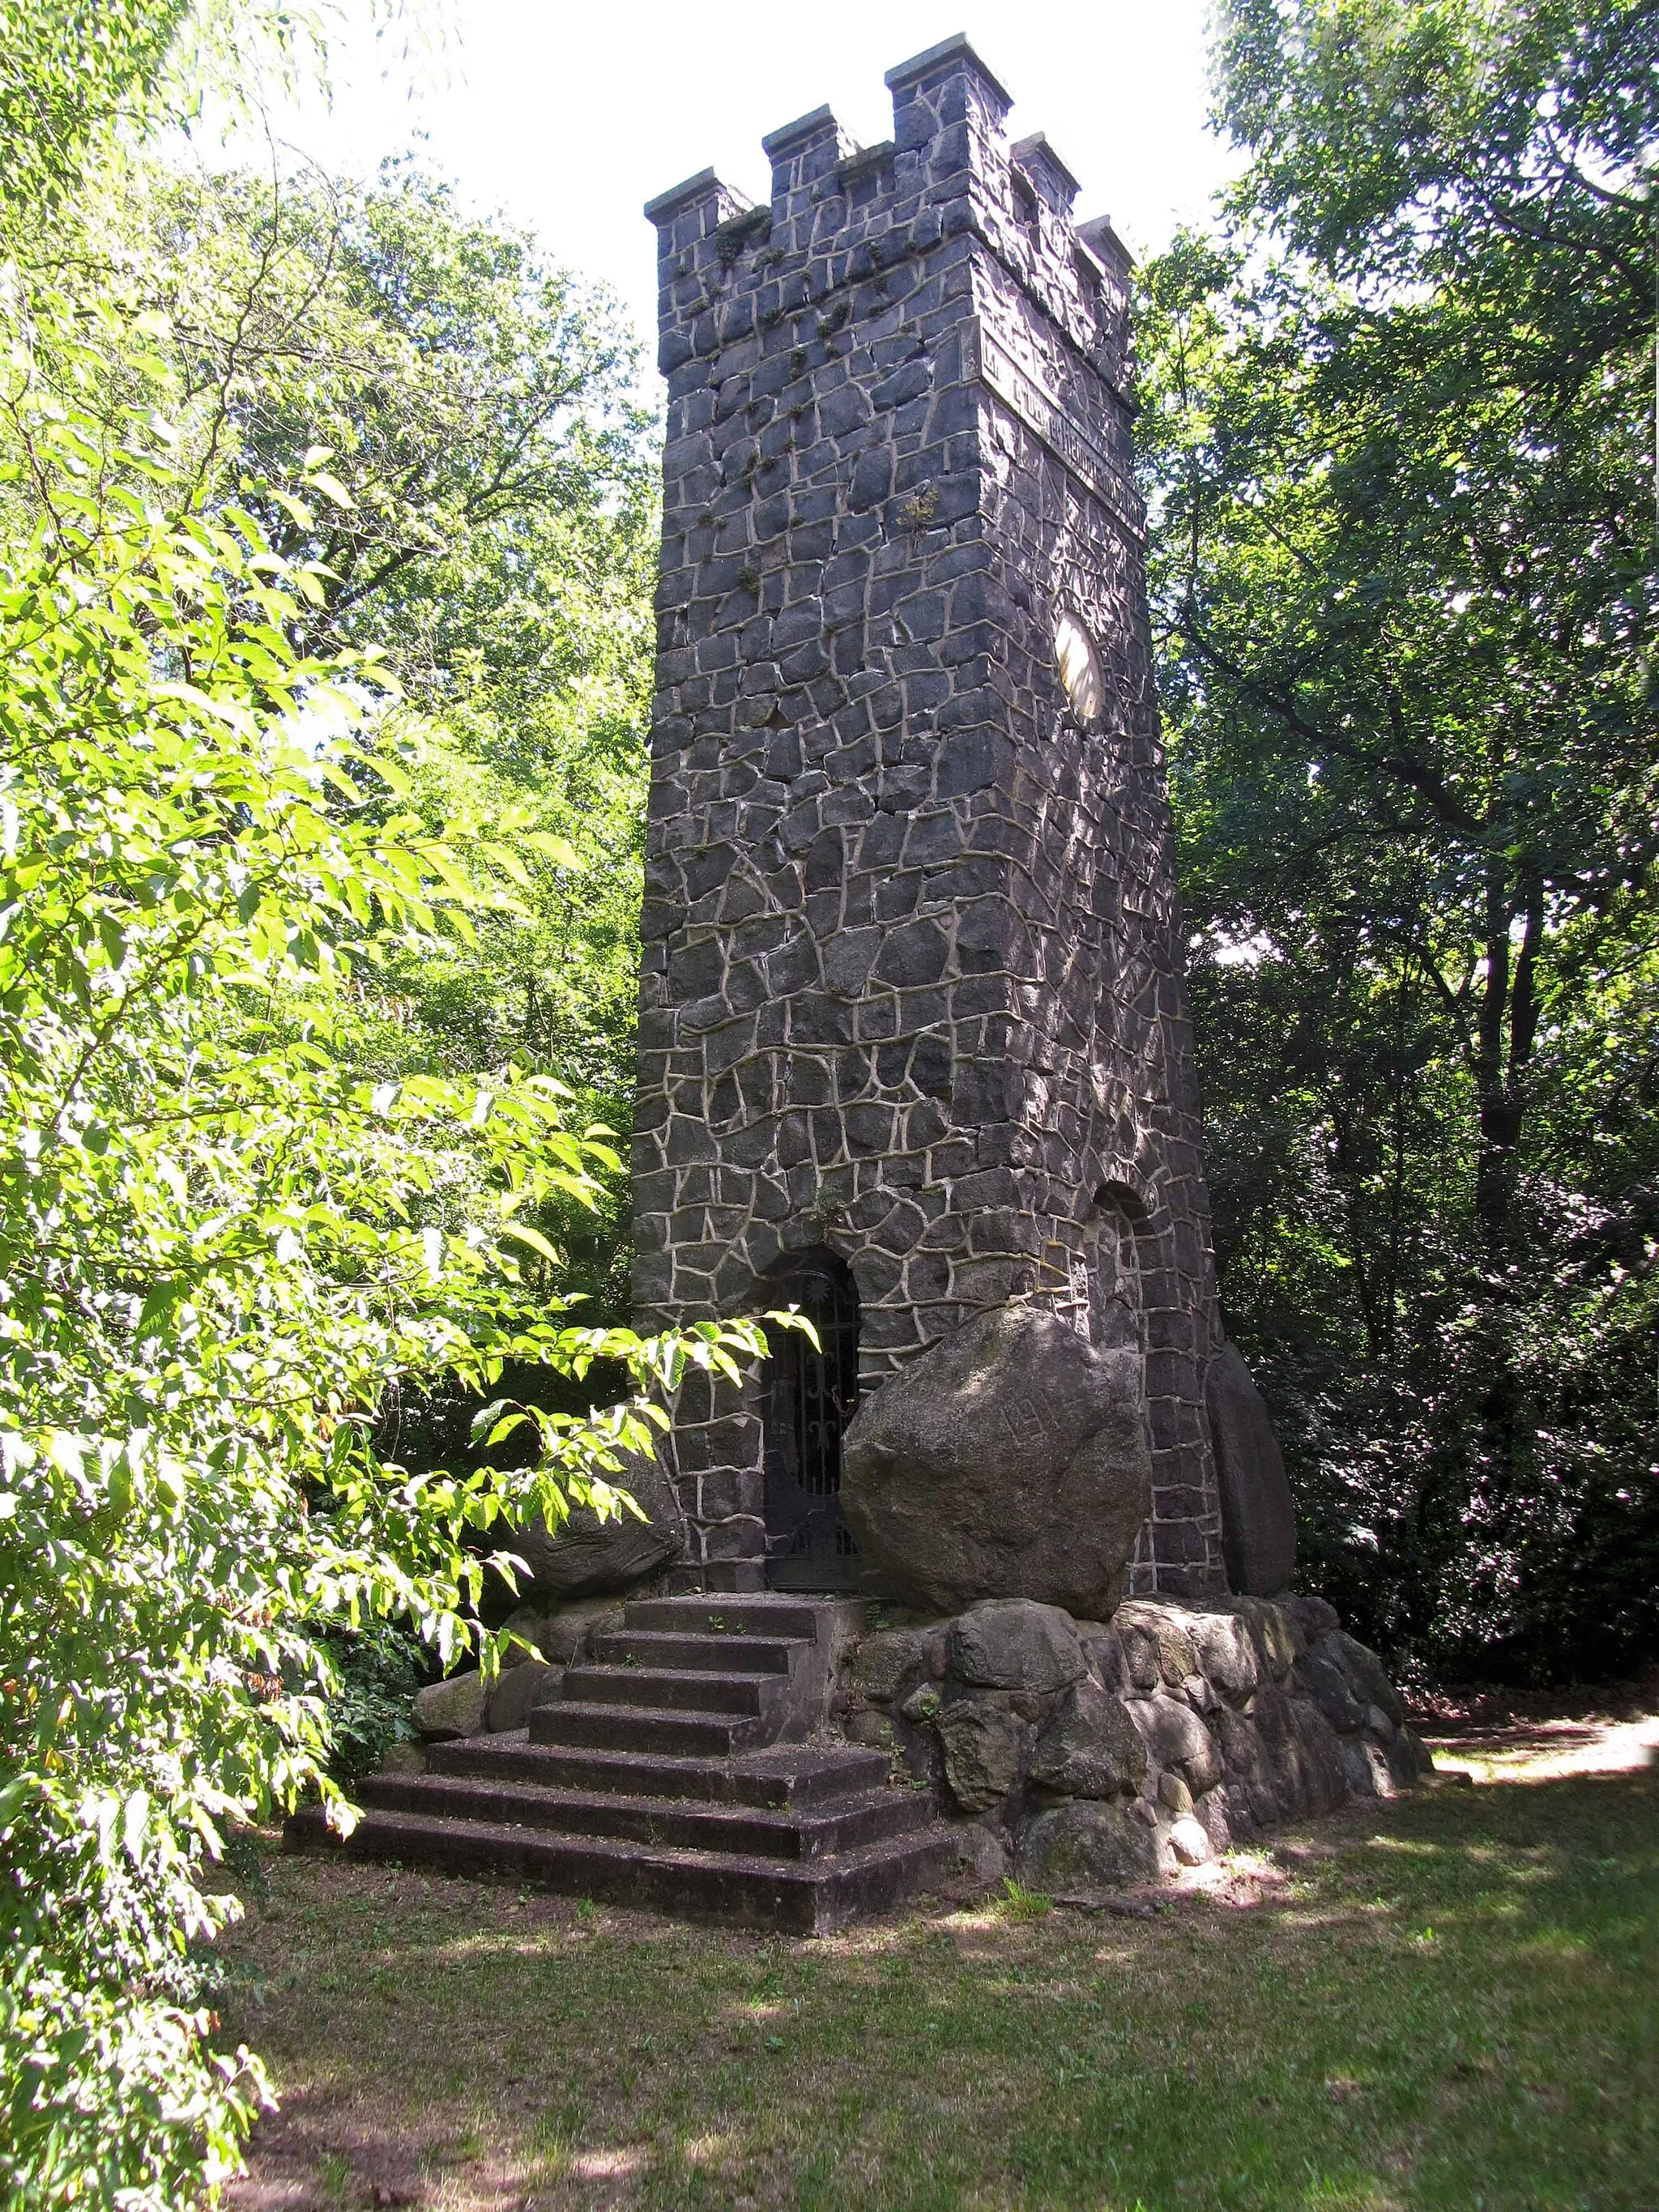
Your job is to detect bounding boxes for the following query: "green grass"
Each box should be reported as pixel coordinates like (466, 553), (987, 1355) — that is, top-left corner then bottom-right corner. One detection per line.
(217, 1761), (1658, 2210)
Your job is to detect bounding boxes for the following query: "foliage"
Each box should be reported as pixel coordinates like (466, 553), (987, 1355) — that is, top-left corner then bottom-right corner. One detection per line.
(316, 1622), (430, 1788)
(0, 1), (189, 218)
(0, 12), (735, 2211)
(100, 148), (659, 1199)
(1140, 0), (1659, 1677)
(996, 1877), (1056, 1923)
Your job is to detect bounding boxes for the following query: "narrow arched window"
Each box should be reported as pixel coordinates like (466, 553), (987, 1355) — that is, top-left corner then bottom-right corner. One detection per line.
(1054, 608), (1105, 727)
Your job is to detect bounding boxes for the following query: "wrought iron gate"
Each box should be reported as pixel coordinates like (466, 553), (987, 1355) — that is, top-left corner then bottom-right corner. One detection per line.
(762, 1250), (861, 1590)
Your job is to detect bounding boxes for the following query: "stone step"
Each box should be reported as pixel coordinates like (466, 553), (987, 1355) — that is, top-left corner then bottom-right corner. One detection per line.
(356, 1771), (935, 1861)
(285, 1593), (938, 1932)
(623, 1595), (830, 1640)
(590, 1628), (802, 1675)
(557, 1663), (773, 1718)
(292, 1804), (960, 1933)
(430, 1733), (891, 1809)
(530, 1698), (768, 1758)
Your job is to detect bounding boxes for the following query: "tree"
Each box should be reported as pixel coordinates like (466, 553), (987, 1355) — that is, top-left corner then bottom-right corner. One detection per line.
(1140, 0), (1658, 1673)
(0, 12), (755, 2207)
(61, 148), (660, 1149)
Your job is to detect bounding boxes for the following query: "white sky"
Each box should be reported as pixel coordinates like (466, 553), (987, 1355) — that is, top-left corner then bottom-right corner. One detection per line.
(256, 0), (1238, 377)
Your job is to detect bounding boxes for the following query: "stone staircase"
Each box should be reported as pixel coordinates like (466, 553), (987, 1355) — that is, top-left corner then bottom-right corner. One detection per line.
(291, 1594), (959, 1933)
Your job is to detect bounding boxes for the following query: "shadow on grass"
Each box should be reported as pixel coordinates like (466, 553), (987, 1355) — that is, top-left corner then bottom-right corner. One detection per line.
(221, 1762), (1659, 2212)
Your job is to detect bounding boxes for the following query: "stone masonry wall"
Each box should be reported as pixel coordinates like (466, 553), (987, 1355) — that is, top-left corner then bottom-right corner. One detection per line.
(838, 1594), (1435, 1888)
(635, 38), (1226, 1595)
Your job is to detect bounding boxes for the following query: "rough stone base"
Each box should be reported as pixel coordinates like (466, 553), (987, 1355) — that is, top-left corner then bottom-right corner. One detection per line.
(833, 1592), (1432, 1882)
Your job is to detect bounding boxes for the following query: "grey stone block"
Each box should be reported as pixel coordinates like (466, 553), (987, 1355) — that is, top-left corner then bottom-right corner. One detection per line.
(1013, 1799), (1162, 1892)
(1206, 1342), (1297, 1596)
(1028, 1679), (1148, 1799)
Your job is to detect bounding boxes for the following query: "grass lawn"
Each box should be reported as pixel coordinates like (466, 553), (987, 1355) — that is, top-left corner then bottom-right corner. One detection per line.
(217, 1711), (1659, 2212)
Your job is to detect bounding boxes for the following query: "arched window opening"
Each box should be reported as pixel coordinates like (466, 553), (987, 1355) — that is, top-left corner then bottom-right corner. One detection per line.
(1088, 1180), (1152, 1353)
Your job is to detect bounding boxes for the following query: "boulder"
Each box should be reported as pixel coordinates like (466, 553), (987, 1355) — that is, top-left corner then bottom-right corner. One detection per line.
(1205, 1342), (1296, 1596)
(1340, 1737), (1397, 1799)
(501, 1592), (628, 1667)
(840, 1305), (1153, 1617)
(1389, 1724), (1436, 1785)
(1217, 1596), (1300, 1680)
(950, 1822), (1013, 1887)
(1115, 1602), (1198, 1689)
(934, 1692), (1033, 1812)
(1076, 1622), (1126, 1692)
(1294, 1643), (1368, 1733)
(844, 1707), (894, 1750)
(1014, 1799), (1162, 1892)
(848, 1626), (935, 1704)
(1213, 1703), (1261, 1778)
(1157, 1771), (1193, 1815)
(1168, 1815), (1212, 1866)
(1192, 1786), (1232, 1856)
(413, 1670), (486, 1741)
(946, 1600), (1086, 1693)
(1282, 1690), (1354, 1813)
(377, 1742), (428, 1777)
(507, 1436), (685, 1598)
(1277, 1592), (1340, 1640)
(485, 1657), (563, 1732)
(1028, 1680), (1148, 1799)
(1328, 1631), (1406, 1728)
(1124, 1692), (1223, 1792)
(1183, 1609), (1260, 1702)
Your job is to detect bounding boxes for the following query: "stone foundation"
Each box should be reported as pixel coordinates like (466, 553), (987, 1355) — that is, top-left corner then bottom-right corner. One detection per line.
(835, 1593), (1432, 1885)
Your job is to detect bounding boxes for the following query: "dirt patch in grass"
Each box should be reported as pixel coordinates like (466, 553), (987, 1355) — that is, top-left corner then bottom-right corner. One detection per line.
(216, 1710), (1658, 2212)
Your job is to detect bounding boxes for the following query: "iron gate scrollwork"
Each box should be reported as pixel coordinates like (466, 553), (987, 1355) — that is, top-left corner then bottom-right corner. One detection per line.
(761, 1249), (861, 1590)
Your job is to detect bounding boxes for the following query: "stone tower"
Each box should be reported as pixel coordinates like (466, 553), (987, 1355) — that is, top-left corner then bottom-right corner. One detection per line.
(634, 36), (1239, 1600)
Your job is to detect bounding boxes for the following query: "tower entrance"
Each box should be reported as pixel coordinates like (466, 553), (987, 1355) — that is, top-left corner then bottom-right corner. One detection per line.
(762, 1251), (861, 1591)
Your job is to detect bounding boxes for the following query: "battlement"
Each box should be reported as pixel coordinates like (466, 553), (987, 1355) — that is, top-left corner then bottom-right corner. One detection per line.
(645, 33), (1133, 409)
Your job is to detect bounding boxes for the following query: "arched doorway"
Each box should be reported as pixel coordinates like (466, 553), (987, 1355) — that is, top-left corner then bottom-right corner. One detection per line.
(761, 1248), (861, 1590)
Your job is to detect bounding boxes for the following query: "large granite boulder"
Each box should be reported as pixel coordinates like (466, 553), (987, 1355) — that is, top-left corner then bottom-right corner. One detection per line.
(1205, 1343), (1296, 1596)
(1114, 1600), (1199, 1690)
(848, 1625), (944, 1703)
(840, 1305), (1154, 1616)
(484, 1656), (564, 1732)
(501, 1591), (628, 1665)
(1294, 1643), (1369, 1734)
(1182, 1608), (1260, 1702)
(1124, 1692), (1223, 1792)
(1328, 1630), (1405, 1728)
(508, 1436), (685, 1598)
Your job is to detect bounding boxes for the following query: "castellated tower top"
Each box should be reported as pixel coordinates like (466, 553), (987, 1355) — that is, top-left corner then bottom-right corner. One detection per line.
(646, 36), (1136, 432)
(632, 36), (1243, 1602)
